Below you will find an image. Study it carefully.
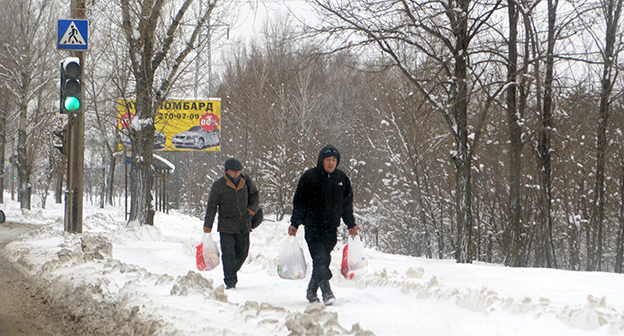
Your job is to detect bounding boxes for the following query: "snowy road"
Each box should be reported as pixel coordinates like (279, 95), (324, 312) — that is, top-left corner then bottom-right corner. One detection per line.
(0, 223), (67, 335)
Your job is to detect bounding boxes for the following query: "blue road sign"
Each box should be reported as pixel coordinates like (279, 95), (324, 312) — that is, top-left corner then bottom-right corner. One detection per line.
(58, 19), (89, 51)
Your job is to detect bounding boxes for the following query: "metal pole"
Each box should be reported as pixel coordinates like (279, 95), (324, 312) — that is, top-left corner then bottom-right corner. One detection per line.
(65, 0), (85, 233)
(10, 138), (14, 200)
(174, 152), (179, 209)
(207, 20), (212, 96)
(125, 149), (128, 221)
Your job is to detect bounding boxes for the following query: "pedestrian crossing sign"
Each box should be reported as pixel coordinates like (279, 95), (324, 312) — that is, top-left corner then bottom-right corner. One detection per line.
(58, 19), (89, 50)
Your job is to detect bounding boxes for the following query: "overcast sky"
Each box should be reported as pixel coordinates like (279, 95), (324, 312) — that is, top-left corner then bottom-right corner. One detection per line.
(225, 0), (314, 42)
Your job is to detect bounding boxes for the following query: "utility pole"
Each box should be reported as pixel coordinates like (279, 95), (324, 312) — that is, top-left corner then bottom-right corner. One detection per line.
(64, 0), (85, 233)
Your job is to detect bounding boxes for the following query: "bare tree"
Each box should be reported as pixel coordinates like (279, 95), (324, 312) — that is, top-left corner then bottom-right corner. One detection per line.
(308, 0), (503, 262)
(0, 87), (10, 204)
(0, 0), (57, 210)
(81, 0), (134, 208)
(587, 0), (624, 271)
(528, 0), (558, 268)
(119, 0), (218, 224)
(616, 156), (624, 273)
(504, 0), (522, 266)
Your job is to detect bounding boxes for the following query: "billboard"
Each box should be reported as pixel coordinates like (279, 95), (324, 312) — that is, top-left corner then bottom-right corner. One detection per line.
(118, 99), (221, 152)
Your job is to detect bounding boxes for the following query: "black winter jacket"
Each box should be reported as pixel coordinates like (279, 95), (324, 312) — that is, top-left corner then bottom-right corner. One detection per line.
(291, 145), (356, 229)
(204, 173), (260, 234)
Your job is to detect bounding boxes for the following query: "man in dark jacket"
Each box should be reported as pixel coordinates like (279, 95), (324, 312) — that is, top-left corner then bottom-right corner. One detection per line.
(288, 144), (361, 305)
(204, 158), (260, 289)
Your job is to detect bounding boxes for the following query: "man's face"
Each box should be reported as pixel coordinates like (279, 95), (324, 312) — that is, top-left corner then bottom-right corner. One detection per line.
(226, 169), (241, 179)
(323, 156), (337, 174)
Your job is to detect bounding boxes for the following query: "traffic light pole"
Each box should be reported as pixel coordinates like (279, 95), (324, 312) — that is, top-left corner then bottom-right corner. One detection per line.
(65, 0), (85, 233)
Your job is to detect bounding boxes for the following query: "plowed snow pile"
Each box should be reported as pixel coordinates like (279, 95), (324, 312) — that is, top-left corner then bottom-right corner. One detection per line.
(2, 199), (624, 336)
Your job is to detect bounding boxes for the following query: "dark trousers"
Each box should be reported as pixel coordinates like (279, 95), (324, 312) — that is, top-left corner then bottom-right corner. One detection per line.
(220, 232), (250, 287)
(304, 226), (337, 281)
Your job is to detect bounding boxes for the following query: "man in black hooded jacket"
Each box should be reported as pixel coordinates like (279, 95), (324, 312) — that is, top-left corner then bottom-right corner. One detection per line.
(288, 144), (361, 305)
(204, 158), (260, 289)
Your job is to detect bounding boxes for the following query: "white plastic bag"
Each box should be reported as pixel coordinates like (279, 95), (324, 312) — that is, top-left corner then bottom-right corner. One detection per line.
(341, 235), (368, 279)
(196, 233), (220, 271)
(277, 236), (307, 280)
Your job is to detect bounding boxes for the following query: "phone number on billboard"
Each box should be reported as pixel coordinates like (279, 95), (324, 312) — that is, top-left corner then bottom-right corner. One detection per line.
(157, 112), (202, 120)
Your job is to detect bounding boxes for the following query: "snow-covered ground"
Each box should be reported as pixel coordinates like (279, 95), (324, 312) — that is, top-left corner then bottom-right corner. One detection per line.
(1, 198), (623, 335)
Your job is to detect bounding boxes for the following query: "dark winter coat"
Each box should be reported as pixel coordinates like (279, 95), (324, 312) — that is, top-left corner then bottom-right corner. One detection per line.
(204, 173), (260, 234)
(291, 145), (356, 230)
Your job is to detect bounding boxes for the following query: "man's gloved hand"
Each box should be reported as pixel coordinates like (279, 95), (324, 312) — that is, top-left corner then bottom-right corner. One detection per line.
(348, 225), (362, 236)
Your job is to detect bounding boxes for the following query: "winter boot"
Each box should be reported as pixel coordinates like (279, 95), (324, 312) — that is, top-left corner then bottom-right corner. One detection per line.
(306, 278), (321, 303)
(319, 279), (336, 306)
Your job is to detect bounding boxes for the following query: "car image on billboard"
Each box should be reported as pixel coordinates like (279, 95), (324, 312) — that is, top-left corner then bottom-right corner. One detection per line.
(171, 126), (220, 150)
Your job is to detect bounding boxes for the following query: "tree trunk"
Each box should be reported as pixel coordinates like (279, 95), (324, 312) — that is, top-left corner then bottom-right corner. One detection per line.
(615, 161), (624, 273)
(17, 96), (31, 210)
(453, 69), (473, 263)
(0, 100), (5, 204)
(106, 152), (116, 206)
(99, 165), (105, 209)
(41, 171), (50, 209)
(564, 176), (582, 270)
(128, 88), (156, 224)
(588, 0), (621, 271)
(589, 74), (609, 272)
(505, 0), (523, 267)
(453, 0), (473, 264)
(454, 149), (473, 263)
(55, 168), (63, 204)
(536, 0), (558, 269)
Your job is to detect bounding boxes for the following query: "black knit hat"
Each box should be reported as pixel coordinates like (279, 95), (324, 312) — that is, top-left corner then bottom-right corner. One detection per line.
(322, 147), (339, 160)
(224, 158), (243, 171)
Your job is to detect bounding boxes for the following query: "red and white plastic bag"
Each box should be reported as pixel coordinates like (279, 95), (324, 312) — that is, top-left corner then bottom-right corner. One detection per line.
(341, 235), (368, 279)
(277, 236), (307, 280)
(196, 233), (220, 271)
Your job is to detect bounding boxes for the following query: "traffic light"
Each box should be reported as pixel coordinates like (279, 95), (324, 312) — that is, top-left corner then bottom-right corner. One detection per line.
(60, 58), (82, 114)
(53, 126), (68, 155)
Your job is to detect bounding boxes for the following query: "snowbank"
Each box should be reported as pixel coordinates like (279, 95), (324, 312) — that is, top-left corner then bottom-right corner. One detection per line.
(2, 199), (624, 335)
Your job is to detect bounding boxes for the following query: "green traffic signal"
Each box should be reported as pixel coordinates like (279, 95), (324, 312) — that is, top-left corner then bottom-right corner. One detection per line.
(60, 58), (83, 114)
(64, 96), (80, 112)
